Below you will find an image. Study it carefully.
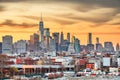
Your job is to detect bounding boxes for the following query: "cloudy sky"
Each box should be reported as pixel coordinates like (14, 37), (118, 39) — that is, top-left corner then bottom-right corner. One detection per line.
(0, 0), (120, 45)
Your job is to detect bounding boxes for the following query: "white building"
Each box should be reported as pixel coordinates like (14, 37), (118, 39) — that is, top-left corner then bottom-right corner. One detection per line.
(2, 35), (13, 54)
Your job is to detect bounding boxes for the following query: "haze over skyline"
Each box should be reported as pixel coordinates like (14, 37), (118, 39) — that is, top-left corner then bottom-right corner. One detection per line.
(0, 0), (120, 46)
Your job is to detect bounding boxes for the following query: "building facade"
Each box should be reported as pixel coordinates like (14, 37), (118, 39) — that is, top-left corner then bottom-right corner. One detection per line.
(2, 35), (13, 54)
(15, 40), (27, 54)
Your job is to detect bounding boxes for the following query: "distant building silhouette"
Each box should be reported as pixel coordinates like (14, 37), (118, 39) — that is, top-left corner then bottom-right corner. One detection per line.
(52, 32), (59, 52)
(88, 33), (92, 44)
(116, 43), (120, 51)
(44, 28), (50, 50)
(95, 37), (103, 52)
(49, 37), (56, 52)
(39, 14), (44, 42)
(67, 33), (70, 42)
(74, 38), (81, 53)
(87, 33), (94, 51)
(96, 37), (99, 44)
(29, 33), (39, 52)
(68, 43), (75, 54)
(14, 40), (27, 54)
(60, 32), (64, 45)
(2, 35), (13, 54)
(104, 42), (114, 53)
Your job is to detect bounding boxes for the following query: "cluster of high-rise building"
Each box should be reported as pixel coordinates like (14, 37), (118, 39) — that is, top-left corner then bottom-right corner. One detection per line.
(1, 16), (120, 79)
(0, 17), (119, 55)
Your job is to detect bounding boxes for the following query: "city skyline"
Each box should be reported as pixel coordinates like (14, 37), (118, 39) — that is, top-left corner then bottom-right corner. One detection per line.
(0, 0), (120, 46)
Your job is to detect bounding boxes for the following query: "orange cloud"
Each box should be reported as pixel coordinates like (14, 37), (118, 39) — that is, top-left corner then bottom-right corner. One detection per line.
(0, 19), (38, 28)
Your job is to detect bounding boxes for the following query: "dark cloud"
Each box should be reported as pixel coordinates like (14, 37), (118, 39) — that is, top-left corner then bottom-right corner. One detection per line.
(109, 22), (120, 25)
(0, 19), (38, 28)
(1, 0), (120, 8)
(1, 0), (120, 10)
(74, 0), (120, 7)
(0, 0), (28, 2)
(0, 5), (5, 11)
(0, 0), (58, 2)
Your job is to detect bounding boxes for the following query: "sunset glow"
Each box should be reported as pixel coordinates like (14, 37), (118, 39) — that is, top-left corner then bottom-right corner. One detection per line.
(0, 0), (120, 46)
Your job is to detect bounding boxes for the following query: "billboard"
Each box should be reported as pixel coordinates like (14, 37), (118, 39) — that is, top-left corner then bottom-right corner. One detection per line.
(103, 57), (110, 66)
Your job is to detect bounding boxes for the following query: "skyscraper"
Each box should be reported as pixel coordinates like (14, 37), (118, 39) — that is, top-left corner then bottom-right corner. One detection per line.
(104, 42), (114, 53)
(116, 43), (119, 51)
(96, 44), (103, 52)
(95, 37), (103, 52)
(2, 35), (13, 54)
(39, 15), (44, 42)
(68, 43), (75, 54)
(87, 33), (94, 51)
(67, 33), (70, 42)
(88, 33), (92, 44)
(52, 32), (59, 52)
(15, 40), (27, 54)
(60, 32), (64, 45)
(44, 28), (50, 50)
(96, 37), (99, 44)
(74, 38), (81, 54)
(29, 33), (39, 52)
(49, 37), (56, 52)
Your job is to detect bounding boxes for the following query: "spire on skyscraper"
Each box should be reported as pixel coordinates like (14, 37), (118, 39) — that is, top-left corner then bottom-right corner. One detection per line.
(39, 13), (44, 42)
(40, 13), (43, 21)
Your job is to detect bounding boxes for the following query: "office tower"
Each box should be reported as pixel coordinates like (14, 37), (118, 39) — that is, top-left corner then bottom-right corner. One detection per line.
(29, 33), (39, 52)
(96, 44), (103, 52)
(87, 33), (94, 51)
(49, 37), (56, 52)
(88, 33), (92, 44)
(95, 37), (103, 52)
(15, 40), (27, 54)
(87, 44), (94, 51)
(61, 40), (69, 51)
(0, 42), (2, 54)
(44, 28), (50, 50)
(68, 43), (75, 54)
(39, 15), (44, 42)
(67, 33), (70, 42)
(72, 36), (75, 44)
(74, 38), (81, 54)
(104, 42), (114, 53)
(52, 32), (59, 52)
(116, 43), (120, 51)
(2, 35), (13, 54)
(60, 32), (64, 45)
(96, 37), (99, 44)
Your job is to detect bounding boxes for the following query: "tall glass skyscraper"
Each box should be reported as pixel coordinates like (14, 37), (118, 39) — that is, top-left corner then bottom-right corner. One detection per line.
(39, 15), (44, 42)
